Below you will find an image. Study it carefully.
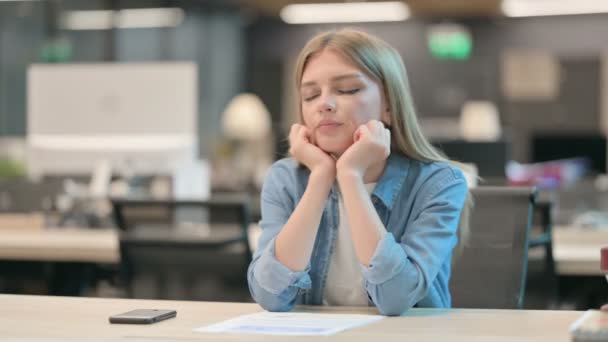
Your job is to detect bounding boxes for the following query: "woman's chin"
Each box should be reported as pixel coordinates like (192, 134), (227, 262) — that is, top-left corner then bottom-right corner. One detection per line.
(316, 136), (351, 155)
(316, 143), (347, 156)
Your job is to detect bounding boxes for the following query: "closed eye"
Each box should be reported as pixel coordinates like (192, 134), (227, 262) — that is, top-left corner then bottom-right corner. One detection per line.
(338, 88), (360, 95)
(303, 94), (319, 102)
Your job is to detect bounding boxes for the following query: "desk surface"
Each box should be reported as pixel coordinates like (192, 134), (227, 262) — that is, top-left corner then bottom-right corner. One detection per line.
(0, 294), (583, 341)
(0, 224), (261, 264)
(0, 228), (119, 263)
(553, 226), (607, 276)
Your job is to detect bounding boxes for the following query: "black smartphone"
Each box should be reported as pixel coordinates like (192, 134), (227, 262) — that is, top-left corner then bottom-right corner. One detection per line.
(109, 309), (177, 324)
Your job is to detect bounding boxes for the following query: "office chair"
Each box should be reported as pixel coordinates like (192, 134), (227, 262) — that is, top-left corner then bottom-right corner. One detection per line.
(525, 199), (560, 309)
(450, 186), (537, 309)
(111, 195), (253, 302)
(433, 140), (511, 179)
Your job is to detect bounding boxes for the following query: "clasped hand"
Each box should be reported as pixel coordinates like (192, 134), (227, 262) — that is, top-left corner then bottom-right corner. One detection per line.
(288, 120), (391, 182)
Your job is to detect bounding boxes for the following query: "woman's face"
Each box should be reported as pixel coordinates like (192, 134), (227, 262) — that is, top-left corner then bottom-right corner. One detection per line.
(300, 48), (388, 156)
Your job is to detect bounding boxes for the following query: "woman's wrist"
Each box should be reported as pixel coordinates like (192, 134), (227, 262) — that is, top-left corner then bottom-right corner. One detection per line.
(309, 167), (336, 190)
(337, 167), (364, 186)
(336, 167), (363, 182)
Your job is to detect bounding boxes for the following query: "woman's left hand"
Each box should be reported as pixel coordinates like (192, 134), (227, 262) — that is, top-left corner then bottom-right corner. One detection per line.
(336, 120), (391, 178)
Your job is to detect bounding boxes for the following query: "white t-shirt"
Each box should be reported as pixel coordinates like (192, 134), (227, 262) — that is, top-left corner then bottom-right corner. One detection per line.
(323, 183), (377, 306)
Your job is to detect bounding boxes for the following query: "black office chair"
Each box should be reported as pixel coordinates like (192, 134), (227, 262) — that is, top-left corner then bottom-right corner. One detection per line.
(433, 140), (511, 179)
(111, 195), (253, 302)
(450, 186), (537, 309)
(525, 199), (560, 309)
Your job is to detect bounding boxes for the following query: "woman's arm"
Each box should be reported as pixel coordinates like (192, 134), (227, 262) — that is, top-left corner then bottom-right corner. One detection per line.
(275, 169), (334, 271)
(336, 120), (467, 316)
(335, 120), (391, 265)
(341, 169), (466, 316)
(248, 166), (332, 311)
(248, 124), (336, 312)
(275, 124), (336, 271)
(337, 170), (385, 266)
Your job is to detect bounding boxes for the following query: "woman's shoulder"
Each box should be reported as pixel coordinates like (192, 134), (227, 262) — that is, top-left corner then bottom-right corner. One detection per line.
(401, 158), (468, 205)
(267, 157), (303, 176)
(404, 156), (467, 187)
(263, 157), (309, 190)
(425, 160), (466, 181)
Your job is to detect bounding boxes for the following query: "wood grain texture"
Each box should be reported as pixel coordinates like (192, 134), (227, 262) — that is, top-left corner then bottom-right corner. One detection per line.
(0, 294), (582, 341)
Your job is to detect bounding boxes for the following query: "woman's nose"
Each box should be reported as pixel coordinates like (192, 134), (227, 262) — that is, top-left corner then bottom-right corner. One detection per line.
(316, 93), (336, 113)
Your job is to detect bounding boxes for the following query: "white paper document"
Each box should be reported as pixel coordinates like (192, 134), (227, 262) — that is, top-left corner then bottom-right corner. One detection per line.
(193, 311), (384, 336)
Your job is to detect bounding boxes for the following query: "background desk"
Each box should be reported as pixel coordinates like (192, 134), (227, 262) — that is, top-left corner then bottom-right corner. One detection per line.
(0, 226), (600, 276)
(0, 228), (118, 263)
(0, 226), (260, 296)
(0, 294), (583, 341)
(0, 225), (262, 264)
(0, 226), (604, 306)
(553, 226), (607, 276)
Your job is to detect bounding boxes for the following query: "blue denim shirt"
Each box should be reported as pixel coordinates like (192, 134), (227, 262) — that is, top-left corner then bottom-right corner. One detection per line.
(247, 152), (467, 316)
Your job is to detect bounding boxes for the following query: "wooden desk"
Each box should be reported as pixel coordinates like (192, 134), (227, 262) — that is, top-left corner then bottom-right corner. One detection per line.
(553, 226), (607, 276)
(0, 226), (602, 277)
(0, 294), (583, 341)
(0, 228), (119, 263)
(0, 225), (261, 264)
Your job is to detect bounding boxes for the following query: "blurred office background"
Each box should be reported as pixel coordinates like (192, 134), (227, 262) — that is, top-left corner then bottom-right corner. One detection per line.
(0, 0), (606, 311)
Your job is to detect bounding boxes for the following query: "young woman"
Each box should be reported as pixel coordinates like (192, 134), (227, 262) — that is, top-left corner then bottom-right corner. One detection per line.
(247, 28), (471, 316)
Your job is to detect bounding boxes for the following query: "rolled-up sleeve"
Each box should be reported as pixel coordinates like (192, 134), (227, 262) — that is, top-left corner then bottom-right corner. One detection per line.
(247, 163), (311, 312)
(361, 168), (467, 316)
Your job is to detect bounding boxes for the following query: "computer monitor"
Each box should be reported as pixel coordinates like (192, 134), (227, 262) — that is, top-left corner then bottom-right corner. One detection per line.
(531, 133), (607, 174)
(433, 140), (511, 178)
(27, 63), (198, 178)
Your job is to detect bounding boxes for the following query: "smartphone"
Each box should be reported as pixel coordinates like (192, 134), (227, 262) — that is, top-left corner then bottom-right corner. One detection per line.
(109, 309), (177, 324)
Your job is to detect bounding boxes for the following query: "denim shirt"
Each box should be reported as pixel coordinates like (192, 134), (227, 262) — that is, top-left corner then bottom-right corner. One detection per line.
(247, 152), (467, 316)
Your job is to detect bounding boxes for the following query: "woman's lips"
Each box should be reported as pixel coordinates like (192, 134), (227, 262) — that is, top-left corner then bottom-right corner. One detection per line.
(317, 120), (342, 134)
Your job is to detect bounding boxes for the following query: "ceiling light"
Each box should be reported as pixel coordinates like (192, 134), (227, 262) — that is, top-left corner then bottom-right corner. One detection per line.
(280, 1), (409, 24)
(503, 0), (608, 17)
(62, 8), (184, 30)
(116, 8), (184, 29)
(62, 10), (113, 30)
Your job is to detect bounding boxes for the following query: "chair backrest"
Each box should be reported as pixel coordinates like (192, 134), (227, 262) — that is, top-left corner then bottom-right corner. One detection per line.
(450, 186), (537, 309)
(111, 194), (251, 231)
(0, 178), (63, 213)
(111, 194), (252, 302)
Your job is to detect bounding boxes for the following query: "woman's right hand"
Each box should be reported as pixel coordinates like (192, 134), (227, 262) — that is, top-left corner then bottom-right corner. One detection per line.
(288, 124), (336, 180)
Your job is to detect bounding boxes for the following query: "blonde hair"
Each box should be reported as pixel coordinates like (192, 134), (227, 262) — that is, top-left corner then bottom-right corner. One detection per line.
(294, 28), (472, 254)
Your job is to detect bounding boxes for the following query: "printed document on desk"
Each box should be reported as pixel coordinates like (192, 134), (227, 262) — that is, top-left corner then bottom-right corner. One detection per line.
(194, 311), (384, 336)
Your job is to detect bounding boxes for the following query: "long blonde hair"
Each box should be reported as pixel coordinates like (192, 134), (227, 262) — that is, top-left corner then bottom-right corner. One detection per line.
(294, 28), (472, 253)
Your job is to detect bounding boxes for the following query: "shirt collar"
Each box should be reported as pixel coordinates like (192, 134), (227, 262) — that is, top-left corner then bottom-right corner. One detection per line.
(372, 153), (410, 211)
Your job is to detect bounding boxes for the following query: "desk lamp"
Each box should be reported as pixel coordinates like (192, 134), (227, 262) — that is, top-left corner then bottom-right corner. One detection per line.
(460, 101), (501, 142)
(221, 93), (272, 189)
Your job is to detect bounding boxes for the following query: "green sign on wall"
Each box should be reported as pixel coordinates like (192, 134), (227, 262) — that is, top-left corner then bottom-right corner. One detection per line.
(40, 38), (72, 63)
(427, 23), (472, 60)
